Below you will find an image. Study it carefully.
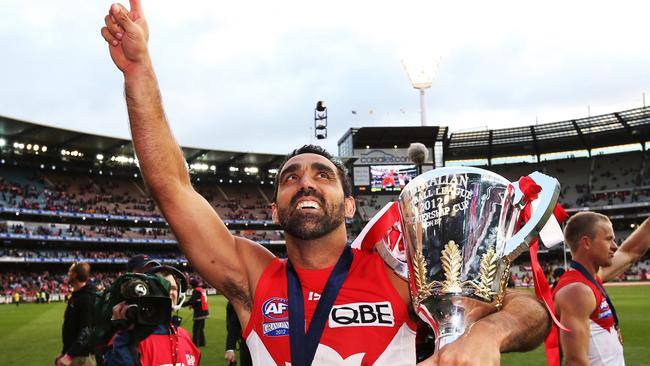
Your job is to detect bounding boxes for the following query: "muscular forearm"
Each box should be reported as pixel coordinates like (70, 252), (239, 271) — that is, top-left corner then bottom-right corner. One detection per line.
(123, 62), (190, 197)
(480, 290), (550, 352)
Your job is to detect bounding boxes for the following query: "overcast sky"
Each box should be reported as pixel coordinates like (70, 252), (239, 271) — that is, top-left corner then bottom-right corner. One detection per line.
(1, 0), (648, 155)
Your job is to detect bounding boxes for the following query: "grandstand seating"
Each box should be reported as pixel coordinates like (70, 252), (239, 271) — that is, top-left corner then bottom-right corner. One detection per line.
(356, 149), (648, 219)
(1, 107), (649, 303)
(1, 165), (274, 220)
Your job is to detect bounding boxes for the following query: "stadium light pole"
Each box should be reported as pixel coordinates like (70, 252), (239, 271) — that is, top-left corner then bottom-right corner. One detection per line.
(402, 56), (439, 127)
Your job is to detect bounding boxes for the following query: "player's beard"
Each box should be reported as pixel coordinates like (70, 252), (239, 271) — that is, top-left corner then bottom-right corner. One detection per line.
(277, 189), (346, 240)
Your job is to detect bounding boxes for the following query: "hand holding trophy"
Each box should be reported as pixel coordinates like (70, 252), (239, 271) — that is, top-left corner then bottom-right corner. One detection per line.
(396, 167), (560, 351)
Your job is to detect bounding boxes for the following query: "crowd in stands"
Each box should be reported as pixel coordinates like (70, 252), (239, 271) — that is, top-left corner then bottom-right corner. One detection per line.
(1, 169), (277, 221)
(0, 221), (283, 242)
(0, 221), (175, 240)
(510, 258), (650, 287)
(0, 270), (118, 301)
(0, 249), (182, 261)
(3, 256), (648, 304)
(0, 174), (161, 217)
(355, 150), (650, 220)
(0, 268), (222, 304)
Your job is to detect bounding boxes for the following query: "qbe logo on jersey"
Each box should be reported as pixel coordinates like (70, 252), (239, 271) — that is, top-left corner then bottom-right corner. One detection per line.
(329, 301), (394, 328)
(262, 297), (290, 337)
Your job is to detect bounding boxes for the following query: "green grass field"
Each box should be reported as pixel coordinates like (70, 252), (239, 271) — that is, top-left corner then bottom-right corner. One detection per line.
(1, 285), (648, 365)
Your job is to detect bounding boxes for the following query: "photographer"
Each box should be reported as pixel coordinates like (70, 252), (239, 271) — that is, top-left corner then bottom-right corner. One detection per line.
(104, 266), (200, 366)
(55, 262), (96, 366)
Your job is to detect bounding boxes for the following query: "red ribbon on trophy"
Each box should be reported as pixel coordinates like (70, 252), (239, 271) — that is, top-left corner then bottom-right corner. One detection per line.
(517, 175), (570, 366)
(353, 175), (571, 366)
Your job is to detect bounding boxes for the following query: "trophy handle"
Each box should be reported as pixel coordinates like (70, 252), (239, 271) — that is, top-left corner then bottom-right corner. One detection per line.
(503, 172), (560, 261)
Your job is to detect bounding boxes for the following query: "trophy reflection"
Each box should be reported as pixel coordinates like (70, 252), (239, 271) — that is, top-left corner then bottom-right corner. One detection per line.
(398, 167), (559, 350)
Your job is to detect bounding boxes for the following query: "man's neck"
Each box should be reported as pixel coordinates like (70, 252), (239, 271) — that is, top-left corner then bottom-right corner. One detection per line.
(285, 226), (348, 269)
(572, 256), (598, 277)
(72, 281), (86, 292)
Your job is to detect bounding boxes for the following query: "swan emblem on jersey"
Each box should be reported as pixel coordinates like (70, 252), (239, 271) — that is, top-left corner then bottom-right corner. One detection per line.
(284, 343), (365, 366)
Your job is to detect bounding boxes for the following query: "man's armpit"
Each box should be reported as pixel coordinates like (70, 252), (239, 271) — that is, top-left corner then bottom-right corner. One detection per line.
(222, 277), (252, 311)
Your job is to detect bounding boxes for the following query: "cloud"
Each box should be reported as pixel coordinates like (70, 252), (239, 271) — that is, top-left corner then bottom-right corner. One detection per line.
(1, 0), (649, 155)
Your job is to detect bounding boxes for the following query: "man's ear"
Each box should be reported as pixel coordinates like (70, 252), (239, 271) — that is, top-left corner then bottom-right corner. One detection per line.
(271, 203), (279, 224)
(344, 196), (356, 219)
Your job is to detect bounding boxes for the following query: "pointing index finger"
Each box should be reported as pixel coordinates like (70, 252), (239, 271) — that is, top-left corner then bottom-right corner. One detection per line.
(129, 0), (143, 15)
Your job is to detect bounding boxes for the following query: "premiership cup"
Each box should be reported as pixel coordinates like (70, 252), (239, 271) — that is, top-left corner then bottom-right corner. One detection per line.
(397, 167), (559, 350)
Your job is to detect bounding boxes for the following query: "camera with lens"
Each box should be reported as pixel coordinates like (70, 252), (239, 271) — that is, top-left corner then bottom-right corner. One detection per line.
(119, 277), (171, 326)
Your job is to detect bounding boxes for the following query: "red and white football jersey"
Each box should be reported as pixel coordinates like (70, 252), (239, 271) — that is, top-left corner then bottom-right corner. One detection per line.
(243, 248), (417, 365)
(554, 270), (624, 366)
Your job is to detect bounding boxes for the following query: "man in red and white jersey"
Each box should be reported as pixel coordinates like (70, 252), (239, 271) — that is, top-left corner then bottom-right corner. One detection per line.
(554, 212), (650, 366)
(101, 1), (552, 364)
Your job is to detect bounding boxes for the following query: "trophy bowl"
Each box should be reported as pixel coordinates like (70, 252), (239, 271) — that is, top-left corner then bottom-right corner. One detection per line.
(397, 166), (559, 350)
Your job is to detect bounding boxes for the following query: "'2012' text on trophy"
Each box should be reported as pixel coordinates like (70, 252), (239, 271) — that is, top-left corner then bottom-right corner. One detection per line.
(397, 166), (559, 350)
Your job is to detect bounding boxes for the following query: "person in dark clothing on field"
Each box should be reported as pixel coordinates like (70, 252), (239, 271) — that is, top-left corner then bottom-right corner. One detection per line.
(225, 301), (251, 366)
(185, 278), (209, 347)
(56, 262), (97, 366)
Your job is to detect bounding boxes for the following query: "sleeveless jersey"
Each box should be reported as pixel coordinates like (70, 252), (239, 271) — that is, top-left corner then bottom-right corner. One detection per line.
(554, 270), (624, 366)
(243, 249), (417, 365)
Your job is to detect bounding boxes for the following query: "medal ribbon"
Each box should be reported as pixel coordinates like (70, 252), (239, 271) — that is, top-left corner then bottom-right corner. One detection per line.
(287, 245), (353, 366)
(569, 260), (619, 326)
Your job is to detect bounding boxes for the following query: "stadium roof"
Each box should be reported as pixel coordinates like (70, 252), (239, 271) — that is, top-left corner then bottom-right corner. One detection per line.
(1, 106), (649, 168)
(0, 115), (285, 173)
(446, 106), (650, 160)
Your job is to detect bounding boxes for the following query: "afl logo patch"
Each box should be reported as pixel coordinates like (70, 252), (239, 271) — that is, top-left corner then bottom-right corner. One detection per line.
(262, 297), (289, 321)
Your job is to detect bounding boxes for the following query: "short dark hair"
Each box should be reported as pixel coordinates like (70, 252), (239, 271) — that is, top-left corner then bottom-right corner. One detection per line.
(563, 211), (610, 252)
(272, 145), (352, 202)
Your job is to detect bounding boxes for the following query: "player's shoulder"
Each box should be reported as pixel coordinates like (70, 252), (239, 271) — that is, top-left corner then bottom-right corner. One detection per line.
(235, 235), (276, 266)
(554, 281), (596, 314)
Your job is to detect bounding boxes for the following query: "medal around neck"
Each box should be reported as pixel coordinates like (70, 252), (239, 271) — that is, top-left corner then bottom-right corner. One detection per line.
(397, 166), (559, 350)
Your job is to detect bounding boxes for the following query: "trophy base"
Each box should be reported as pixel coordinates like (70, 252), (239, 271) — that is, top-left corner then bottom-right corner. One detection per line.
(421, 295), (497, 351)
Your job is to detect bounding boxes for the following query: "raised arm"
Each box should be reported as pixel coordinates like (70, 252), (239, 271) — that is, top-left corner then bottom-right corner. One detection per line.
(599, 216), (650, 282)
(417, 290), (551, 366)
(100, 1), (273, 320)
(554, 282), (594, 366)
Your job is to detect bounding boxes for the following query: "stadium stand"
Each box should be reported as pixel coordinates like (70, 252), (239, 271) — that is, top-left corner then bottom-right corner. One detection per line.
(1, 106), (649, 302)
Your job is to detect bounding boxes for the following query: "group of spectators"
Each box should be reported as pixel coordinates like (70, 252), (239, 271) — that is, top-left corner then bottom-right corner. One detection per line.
(0, 266), (210, 302)
(1, 220), (284, 242)
(0, 249), (183, 261)
(1, 174), (161, 217)
(1, 170), (279, 222)
(510, 258), (650, 287)
(0, 270), (119, 302)
(210, 192), (272, 221)
(1, 222), (175, 240)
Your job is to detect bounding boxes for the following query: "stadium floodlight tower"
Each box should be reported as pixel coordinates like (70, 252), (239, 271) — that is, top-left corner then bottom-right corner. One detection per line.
(314, 100), (327, 140)
(402, 56), (439, 126)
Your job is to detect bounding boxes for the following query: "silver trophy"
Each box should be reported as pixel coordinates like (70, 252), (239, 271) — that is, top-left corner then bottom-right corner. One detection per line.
(396, 166), (559, 350)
